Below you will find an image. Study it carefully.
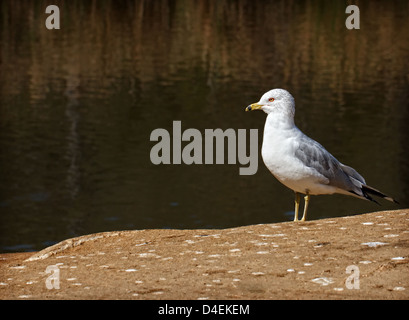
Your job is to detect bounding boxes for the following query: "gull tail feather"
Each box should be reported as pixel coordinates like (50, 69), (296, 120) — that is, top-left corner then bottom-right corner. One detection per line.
(361, 185), (399, 204)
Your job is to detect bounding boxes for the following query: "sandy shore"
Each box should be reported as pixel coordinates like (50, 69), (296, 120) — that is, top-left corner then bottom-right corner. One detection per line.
(1, 209), (408, 300)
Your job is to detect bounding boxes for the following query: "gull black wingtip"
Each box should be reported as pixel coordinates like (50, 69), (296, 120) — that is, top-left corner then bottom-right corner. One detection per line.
(361, 185), (399, 205)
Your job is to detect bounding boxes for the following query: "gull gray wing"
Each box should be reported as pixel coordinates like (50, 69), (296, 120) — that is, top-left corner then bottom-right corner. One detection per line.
(339, 163), (366, 186)
(294, 134), (397, 203)
(294, 135), (363, 194)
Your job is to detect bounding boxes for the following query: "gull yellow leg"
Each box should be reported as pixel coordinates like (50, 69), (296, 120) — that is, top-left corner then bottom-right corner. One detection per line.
(294, 192), (301, 221)
(301, 194), (310, 222)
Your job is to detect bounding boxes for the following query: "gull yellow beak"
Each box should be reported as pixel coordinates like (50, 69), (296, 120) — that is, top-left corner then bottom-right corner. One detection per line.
(245, 103), (263, 112)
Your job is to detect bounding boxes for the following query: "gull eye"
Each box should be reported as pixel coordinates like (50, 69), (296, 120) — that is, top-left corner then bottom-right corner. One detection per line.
(268, 98), (275, 102)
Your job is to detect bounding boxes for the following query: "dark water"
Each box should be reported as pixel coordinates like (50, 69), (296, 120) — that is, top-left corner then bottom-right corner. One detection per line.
(1, 0), (408, 253)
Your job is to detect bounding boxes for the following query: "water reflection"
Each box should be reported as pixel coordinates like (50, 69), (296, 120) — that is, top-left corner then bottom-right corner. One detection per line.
(1, 0), (408, 252)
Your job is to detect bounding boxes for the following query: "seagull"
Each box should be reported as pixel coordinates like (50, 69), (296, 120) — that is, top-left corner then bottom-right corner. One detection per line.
(246, 89), (398, 221)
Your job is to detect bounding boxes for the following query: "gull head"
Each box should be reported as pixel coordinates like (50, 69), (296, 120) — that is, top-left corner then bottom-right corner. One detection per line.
(245, 88), (295, 117)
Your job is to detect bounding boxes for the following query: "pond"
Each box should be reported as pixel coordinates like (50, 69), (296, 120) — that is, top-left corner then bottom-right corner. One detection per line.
(1, 0), (408, 252)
